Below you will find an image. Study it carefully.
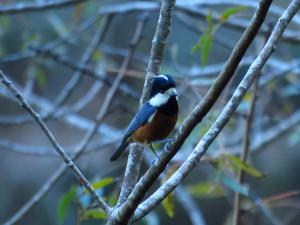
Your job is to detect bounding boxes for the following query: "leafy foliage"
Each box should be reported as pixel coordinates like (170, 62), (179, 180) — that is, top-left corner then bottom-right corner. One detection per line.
(83, 177), (114, 195)
(219, 6), (248, 23)
(57, 186), (76, 224)
(219, 172), (249, 196)
(188, 180), (224, 198)
(192, 6), (248, 66)
(161, 164), (180, 218)
(224, 154), (265, 178)
(57, 177), (114, 224)
(81, 209), (107, 220)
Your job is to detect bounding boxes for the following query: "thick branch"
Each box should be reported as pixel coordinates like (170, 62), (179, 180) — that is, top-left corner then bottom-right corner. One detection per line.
(133, 0), (300, 220)
(114, 0), (273, 221)
(108, 0), (176, 224)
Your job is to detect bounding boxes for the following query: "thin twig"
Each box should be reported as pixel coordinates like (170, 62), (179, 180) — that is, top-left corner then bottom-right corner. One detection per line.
(232, 23), (273, 225)
(232, 77), (259, 225)
(116, 14), (149, 206)
(0, 71), (111, 213)
(107, 0), (176, 224)
(44, 16), (112, 118)
(29, 47), (139, 99)
(1, 13), (147, 225)
(0, 0), (93, 15)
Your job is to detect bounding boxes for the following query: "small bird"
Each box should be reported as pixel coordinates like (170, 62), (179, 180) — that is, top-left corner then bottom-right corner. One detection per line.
(110, 74), (179, 161)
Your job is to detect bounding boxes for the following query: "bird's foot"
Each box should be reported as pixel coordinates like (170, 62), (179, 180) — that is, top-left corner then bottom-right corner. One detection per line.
(149, 143), (159, 159)
(153, 138), (174, 144)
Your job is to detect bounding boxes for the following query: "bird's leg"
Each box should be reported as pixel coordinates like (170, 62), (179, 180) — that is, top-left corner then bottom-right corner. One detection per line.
(153, 138), (174, 145)
(149, 143), (159, 159)
(153, 138), (175, 153)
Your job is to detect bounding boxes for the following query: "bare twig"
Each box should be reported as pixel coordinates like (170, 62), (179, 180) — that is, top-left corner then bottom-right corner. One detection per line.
(0, 0), (93, 15)
(96, 1), (300, 43)
(232, 77), (259, 225)
(176, 187), (207, 225)
(29, 47), (139, 99)
(44, 16), (112, 118)
(107, 0), (176, 224)
(133, 0), (300, 221)
(110, 14), (148, 207)
(0, 137), (118, 157)
(1, 13), (147, 225)
(0, 71), (111, 213)
(232, 22), (273, 225)
(0, 15), (98, 63)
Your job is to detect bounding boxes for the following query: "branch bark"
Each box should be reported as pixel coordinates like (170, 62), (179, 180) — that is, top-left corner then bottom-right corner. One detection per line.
(111, 0), (273, 221)
(133, 0), (300, 221)
(107, 0), (176, 224)
(0, 71), (111, 214)
(0, 0), (92, 15)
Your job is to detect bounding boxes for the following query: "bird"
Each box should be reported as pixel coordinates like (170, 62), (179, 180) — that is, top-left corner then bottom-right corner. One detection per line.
(110, 74), (179, 161)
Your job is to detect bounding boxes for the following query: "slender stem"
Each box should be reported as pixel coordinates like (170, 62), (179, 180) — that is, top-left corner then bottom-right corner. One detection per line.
(0, 0), (92, 15)
(232, 23), (273, 225)
(107, 0), (176, 224)
(115, 14), (149, 206)
(232, 78), (259, 225)
(0, 71), (111, 213)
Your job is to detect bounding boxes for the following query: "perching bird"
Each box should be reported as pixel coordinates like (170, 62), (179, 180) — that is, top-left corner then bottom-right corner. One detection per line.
(110, 74), (179, 161)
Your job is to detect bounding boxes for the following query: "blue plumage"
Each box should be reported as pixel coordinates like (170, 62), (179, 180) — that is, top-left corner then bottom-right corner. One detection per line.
(122, 102), (156, 142)
(110, 103), (156, 161)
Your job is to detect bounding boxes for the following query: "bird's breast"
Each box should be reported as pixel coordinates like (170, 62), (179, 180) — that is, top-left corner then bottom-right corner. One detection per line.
(131, 109), (178, 143)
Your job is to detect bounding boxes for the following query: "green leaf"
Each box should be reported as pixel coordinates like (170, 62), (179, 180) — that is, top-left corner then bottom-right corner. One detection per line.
(220, 6), (248, 23)
(219, 173), (249, 196)
(188, 181), (224, 198)
(84, 177), (114, 195)
(35, 69), (47, 88)
(81, 209), (107, 220)
(162, 193), (174, 218)
(160, 165), (179, 218)
(192, 32), (213, 67)
(192, 11), (214, 67)
(92, 49), (102, 61)
(57, 187), (76, 224)
(200, 33), (213, 67)
(206, 11), (214, 33)
(224, 154), (265, 178)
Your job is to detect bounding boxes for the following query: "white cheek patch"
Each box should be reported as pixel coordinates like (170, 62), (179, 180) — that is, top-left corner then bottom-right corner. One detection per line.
(149, 87), (177, 107)
(149, 92), (169, 107)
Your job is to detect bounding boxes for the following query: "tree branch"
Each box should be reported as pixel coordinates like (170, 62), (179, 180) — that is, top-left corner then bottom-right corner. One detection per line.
(0, 0), (92, 15)
(1, 12), (148, 225)
(107, 0), (176, 224)
(44, 15), (112, 118)
(113, 0), (273, 221)
(133, 0), (300, 221)
(0, 71), (111, 213)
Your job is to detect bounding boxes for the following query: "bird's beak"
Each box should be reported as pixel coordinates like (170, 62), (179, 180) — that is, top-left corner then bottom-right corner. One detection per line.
(170, 88), (178, 97)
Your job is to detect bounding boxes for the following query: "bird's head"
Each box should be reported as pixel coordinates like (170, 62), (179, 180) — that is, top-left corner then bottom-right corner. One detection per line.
(149, 74), (178, 107)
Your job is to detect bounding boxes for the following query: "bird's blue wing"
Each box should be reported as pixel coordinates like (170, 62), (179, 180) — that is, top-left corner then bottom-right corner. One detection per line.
(122, 102), (156, 141)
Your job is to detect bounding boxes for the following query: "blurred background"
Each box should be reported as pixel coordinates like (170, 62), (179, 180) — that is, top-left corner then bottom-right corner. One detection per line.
(0, 0), (300, 225)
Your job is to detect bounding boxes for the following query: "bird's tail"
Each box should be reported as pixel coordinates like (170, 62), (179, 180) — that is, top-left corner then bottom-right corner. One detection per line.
(110, 140), (130, 161)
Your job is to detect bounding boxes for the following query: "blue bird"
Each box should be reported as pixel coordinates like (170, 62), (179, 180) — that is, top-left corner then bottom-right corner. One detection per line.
(110, 74), (179, 161)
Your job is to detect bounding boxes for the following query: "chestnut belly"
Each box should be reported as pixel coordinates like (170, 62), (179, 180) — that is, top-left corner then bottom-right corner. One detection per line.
(131, 110), (177, 144)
